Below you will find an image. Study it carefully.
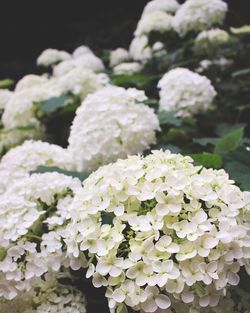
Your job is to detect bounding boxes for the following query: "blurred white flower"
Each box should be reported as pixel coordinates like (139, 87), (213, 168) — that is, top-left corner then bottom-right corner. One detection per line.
(37, 48), (71, 67)
(68, 85), (160, 171)
(158, 67), (217, 116)
(142, 0), (180, 16)
(113, 62), (143, 75)
(173, 0), (228, 36)
(110, 48), (130, 68)
(135, 10), (173, 37)
(129, 35), (152, 62)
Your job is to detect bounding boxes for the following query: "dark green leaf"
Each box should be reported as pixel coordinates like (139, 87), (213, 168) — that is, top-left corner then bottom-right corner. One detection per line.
(157, 111), (181, 127)
(215, 123), (246, 137)
(36, 94), (73, 113)
(214, 127), (244, 154)
(30, 166), (89, 182)
(0, 78), (14, 89)
(193, 137), (219, 146)
(190, 153), (223, 169)
(224, 160), (250, 191)
(232, 68), (250, 78)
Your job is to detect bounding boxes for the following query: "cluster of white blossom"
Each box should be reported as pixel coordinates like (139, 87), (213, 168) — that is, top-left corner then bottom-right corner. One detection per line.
(0, 89), (13, 110)
(142, 0), (180, 17)
(68, 85), (160, 172)
(52, 47), (104, 76)
(173, 0), (228, 37)
(196, 58), (233, 73)
(134, 10), (173, 37)
(0, 140), (73, 194)
(0, 172), (83, 300)
(158, 67), (217, 116)
(0, 272), (87, 313)
(61, 150), (250, 313)
(37, 48), (71, 67)
(129, 35), (153, 62)
(109, 48), (130, 68)
(113, 62), (143, 75)
(194, 28), (230, 54)
(0, 57), (108, 153)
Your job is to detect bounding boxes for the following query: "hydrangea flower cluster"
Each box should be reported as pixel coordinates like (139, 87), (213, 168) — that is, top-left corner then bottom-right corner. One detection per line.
(173, 0), (228, 37)
(109, 48), (130, 68)
(37, 48), (71, 67)
(0, 89), (13, 110)
(129, 35), (152, 62)
(62, 150), (250, 313)
(0, 272), (87, 313)
(68, 85), (160, 171)
(158, 68), (217, 117)
(0, 140), (73, 194)
(113, 62), (143, 75)
(194, 28), (230, 54)
(142, 0), (180, 17)
(0, 172), (83, 300)
(134, 10), (173, 37)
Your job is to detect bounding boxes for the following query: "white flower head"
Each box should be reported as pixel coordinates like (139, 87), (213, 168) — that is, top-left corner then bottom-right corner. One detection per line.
(0, 140), (73, 194)
(194, 28), (230, 54)
(53, 53), (104, 76)
(129, 36), (152, 62)
(37, 48), (71, 67)
(0, 172), (82, 299)
(158, 67), (217, 116)
(135, 10), (173, 37)
(142, 0), (180, 16)
(113, 62), (143, 75)
(0, 89), (13, 110)
(173, 0), (228, 37)
(0, 272), (87, 313)
(15, 74), (49, 91)
(63, 150), (250, 312)
(67, 85), (160, 171)
(110, 48), (130, 68)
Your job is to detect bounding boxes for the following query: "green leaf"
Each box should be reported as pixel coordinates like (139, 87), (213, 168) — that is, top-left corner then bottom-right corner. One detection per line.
(232, 68), (250, 78)
(215, 123), (246, 137)
(111, 73), (159, 89)
(214, 127), (244, 154)
(193, 137), (219, 146)
(36, 93), (73, 114)
(30, 166), (89, 182)
(223, 148), (250, 190)
(190, 153), (223, 169)
(157, 111), (181, 127)
(0, 78), (14, 89)
(230, 25), (250, 35)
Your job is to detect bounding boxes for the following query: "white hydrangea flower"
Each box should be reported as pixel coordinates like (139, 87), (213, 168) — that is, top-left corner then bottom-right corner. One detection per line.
(142, 0), (180, 16)
(0, 172), (83, 299)
(194, 28), (230, 54)
(0, 140), (73, 194)
(0, 89), (13, 110)
(158, 67), (217, 116)
(2, 79), (65, 129)
(62, 150), (250, 313)
(72, 45), (93, 58)
(53, 53), (105, 76)
(15, 74), (49, 91)
(110, 48), (130, 68)
(129, 35), (152, 62)
(113, 62), (143, 75)
(173, 0), (228, 37)
(57, 68), (109, 99)
(0, 272), (87, 313)
(135, 10), (173, 37)
(67, 85), (160, 172)
(196, 58), (233, 73)
(37, 48), (71, 67)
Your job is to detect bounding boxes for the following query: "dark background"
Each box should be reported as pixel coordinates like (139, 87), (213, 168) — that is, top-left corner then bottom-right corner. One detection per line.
(0, 0), (249, 81)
